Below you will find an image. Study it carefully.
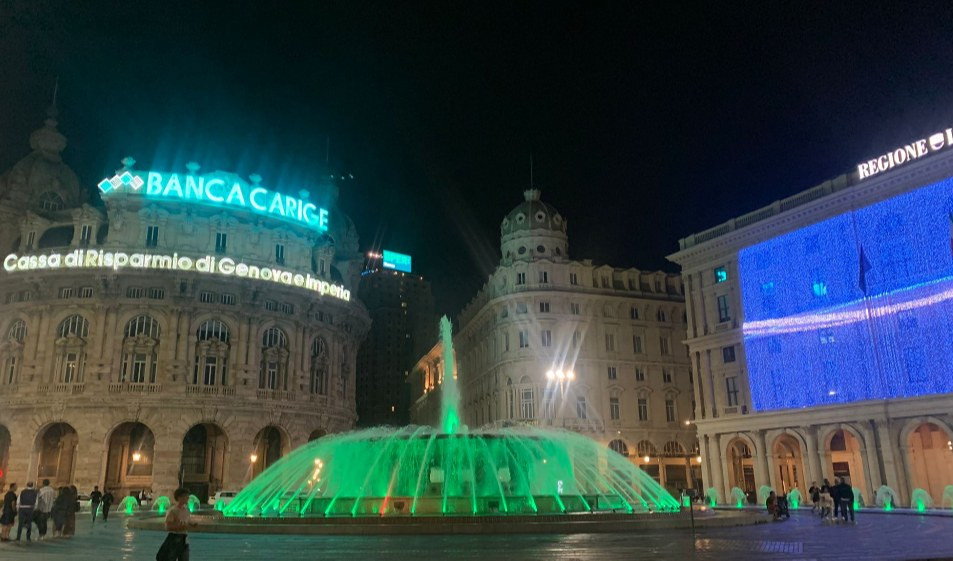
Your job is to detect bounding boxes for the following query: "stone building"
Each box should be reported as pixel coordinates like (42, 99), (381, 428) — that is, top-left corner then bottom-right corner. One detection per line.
(0, 112), (370, 501)
(668, 133), (953, 507)
(411, 190), (700, 493)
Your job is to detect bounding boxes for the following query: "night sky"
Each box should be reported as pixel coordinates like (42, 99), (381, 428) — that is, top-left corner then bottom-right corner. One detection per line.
(3, 1), (953, 314)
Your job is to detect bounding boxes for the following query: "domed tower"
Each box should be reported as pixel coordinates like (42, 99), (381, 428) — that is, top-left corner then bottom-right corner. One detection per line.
(499, 189), (568, 265)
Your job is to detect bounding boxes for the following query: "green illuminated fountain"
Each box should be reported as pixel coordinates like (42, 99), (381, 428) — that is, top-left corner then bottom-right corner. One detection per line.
(224, 316), (680, 518)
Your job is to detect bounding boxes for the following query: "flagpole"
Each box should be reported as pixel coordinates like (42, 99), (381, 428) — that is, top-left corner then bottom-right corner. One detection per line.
(850, 212), (887, 401)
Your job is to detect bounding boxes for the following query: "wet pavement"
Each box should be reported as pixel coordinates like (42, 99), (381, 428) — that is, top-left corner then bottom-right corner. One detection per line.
(2, 509), (952, 560)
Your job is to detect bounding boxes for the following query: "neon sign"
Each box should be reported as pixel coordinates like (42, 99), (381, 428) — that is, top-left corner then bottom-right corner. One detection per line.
(382, 250), (412, 273)
(98, 170), (329, 231)
(4, 250), (350, 302)
(857, 127), (953, 180)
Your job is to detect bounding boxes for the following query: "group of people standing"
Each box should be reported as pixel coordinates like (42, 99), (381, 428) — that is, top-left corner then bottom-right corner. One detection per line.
(0, 481), (116, 543)
(809, 478), (856, 523)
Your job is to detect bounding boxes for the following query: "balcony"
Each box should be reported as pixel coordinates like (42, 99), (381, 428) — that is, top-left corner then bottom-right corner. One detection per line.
(256, 389), (296, 401)
(37, 383), (85, 395)
(109, 383), (162, 394)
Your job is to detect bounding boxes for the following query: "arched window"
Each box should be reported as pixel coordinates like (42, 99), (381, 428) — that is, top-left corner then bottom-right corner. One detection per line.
(609, 439), (629, 457)
(259, 326), (289, 390)
(636, 440), (656, 458)
(663, 441), (685, 457)
(55, 315), (89, 383)
(121, 315), (160, 384)
(7, 320), (26, 342)
(309, 337), (328, 395)
(194, 320), (230, 386)
(2, 320), (27, 385)
(38, 191), (65, 212)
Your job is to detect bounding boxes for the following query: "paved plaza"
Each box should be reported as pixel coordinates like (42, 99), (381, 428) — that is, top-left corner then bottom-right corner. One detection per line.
(1, 511), (952, 561)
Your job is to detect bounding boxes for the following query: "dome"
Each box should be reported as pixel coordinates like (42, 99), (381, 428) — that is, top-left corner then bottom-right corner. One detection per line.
(0, 116), (85, 214)
(499, 189), (568, 264)
(500, 189), (566, 236)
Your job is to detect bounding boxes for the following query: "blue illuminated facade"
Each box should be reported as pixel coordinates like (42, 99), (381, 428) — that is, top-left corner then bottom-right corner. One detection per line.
(740, 176), (953, 411)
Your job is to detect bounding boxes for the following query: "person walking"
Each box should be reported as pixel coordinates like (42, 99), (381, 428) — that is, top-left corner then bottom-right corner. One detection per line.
(101, 489), (115, 523)
(35, 479), (54, 539)
(0, 483), (16, 542)
(51, 487), (70, 537)
(808, 481), (820, 513)
(836, 479), (855, 523)
(830, 477), (841, 520)
(90, 485), (103, 523)
(15, 482), (38, 542)
(157, 488), (197, 561)
(63, 485), (78, 537)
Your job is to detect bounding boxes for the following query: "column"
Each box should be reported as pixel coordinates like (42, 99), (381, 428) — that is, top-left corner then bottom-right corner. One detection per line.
(151, 433), (184, 499)
(859, 421), (882, 501)
(803, 426), (823, 488)
(710, 434), (726, 504)
(875, 419), (908, 506)
(753, 430), (770, 496)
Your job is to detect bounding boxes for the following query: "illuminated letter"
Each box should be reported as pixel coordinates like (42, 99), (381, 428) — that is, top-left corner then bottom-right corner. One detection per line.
(319, 208), (329, 230)
(916, 139), (928, 157)
(903, 144), (917, 161)
(163, 174), (184, 198)
(218, 257), (235, 274)
(250, 188), (268, 211)
(285, 196), (298, 222)
(293, 274), (304, 287)
(929, 133), (945, 151)
(48, 254), (61, 268)
(227, 183), (246, 207)
(3, 254), (17, 272)
(147, 172), (164, 195)
(236, 263), (248, 276)
(85, 250), (99, 267)
(268, 192), (285, 216)
(196, 256), (213, 272)
(177, 256), (193, 270)
(857, 162), (870, 179)
(205, 178), (225, 202)
(303, 203), (317, 224)
(185, 175), (204, 200)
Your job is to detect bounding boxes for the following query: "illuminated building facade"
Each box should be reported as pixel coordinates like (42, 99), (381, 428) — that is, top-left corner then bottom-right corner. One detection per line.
(0, 113), (370, 501)
(355, 265), (435, 426)
(669, 139), (953, 507)
(411, 190), (699, 493)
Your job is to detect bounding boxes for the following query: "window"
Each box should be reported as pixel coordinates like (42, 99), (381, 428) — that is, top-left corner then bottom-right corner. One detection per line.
(126, 287), (144, 299)
(39, 191), (65, 211)
(310, 338), (328, 394)
(58, 287), (74, 299)
(264, 361), (279, 389)
(630, 306), (640, 320)
(572, 330), (581, 347)
(8, 320), (27, 342)
(570, 302), (580, 315)
(516, 272), (526, 285)
(518, 330), (529, 348)
(541, 330), (552, 347)
(662, 369), (673, 384)
(609, 397), (620, 420)
(26, 231), (36, 250)
(130, 353), (147, 383)
(195, 320), (230, 387)
(503, 332), (510, 352)
(635, 367), (645, 382)
(723, 346), (736, 363)
(275, 244), (285, 264)
(203, 356), (218, 385)
(63, 353), (78, 383)
(576, 396), (587, 419)
(638, 397), (648, 421)
(520, 388), (534, 419)
(726, 376), (739, 406)
(147, 287), (165, 299)
(569, 272), (578, 286)
(220, 293), (236, 305)
(146, 225), (159, 248)
(200, 291), (216, 303)
(58, 315), (89, 338)
(538, 271), (549, 284)
(655, 279), (662, 292)
(79, 286), (93, 299)
(543, 387), (555, 419)
(632, 335), (643, 354)
(601, 277), (609, 288)
(215, 232), (228, 253)
(516, 302), (528, 314)
(539, 301), (550, 313)
(717, 295), (730, 322)
(665, 398), (676, 422)
(605, 333), (615, 352)
(265, 300), (279, 311)
(607, 366), (617, 380)
(259, 327), (289, 389)
(659, 337), (670, 355)
(280, 302), (295, 315)
(318, 258), (327, 275)
(80, 224), (92, 245)
(657, 309), (667, 322)
(5, 356), (17, 384)
(714, 266), (728, 283)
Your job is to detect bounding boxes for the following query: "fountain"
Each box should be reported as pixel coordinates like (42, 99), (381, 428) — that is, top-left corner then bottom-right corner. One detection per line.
(705, 487), (720, 507)
(152, 496), (171, 515)
(875, 485), (898, 511)
(119, 496), (139, 515)
(729, 487), (747, 508)
(942, 485), (953, 510)
(787, 488), (801, 509)
(911, 488), (933, 512)
(852, 487), (863, 510)
(188, 495), (201, 513)
(757, 485), (773, 504)
(223, 316), (681, 518)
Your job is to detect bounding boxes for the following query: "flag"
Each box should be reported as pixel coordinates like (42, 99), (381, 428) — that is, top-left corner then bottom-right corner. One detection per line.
(859, 246), (872, 295)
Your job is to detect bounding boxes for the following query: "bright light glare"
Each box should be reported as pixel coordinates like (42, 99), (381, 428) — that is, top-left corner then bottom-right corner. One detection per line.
(250, 454), (258, 463)
(643, 455), (650, 463)
(132, 451), (142, 462)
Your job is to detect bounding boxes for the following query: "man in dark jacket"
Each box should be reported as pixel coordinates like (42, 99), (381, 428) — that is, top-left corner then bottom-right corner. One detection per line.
(90, 486), (103, 522)
(16, 482), (38, 542)
(836, 479), (855, 523)
(830, 477), (841, 519)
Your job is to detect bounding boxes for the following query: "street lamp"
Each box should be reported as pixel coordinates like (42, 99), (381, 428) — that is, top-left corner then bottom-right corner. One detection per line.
(250, 453), (258, 464)
(132, 451), (142, 462)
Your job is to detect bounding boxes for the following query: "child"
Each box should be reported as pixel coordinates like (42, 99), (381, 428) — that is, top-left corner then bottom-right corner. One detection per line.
(819, 489), (834, 523)
(156, 488), (197, 560)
